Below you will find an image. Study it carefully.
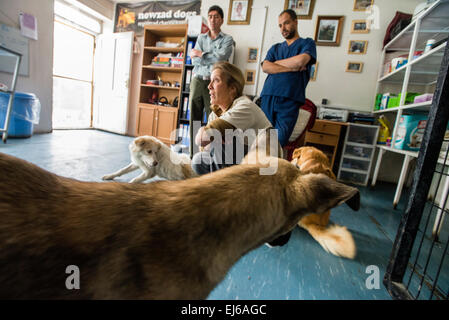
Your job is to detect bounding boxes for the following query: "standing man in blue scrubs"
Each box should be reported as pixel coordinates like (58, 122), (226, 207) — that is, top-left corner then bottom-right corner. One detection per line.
(260, 9), (317, 148)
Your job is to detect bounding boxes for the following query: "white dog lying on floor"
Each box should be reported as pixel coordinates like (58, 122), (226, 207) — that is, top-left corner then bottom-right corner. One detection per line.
(102, 136), (197, 183)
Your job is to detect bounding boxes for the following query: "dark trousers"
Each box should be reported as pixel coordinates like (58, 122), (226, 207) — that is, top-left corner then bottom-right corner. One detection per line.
(261, 96), (301, 147)
(189, 77), (211, 157)
(191, 137), (249, 175)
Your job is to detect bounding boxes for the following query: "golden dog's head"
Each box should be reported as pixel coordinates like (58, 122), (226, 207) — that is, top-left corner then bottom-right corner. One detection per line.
(291, 146), (335, 180)
(130, 136), (162, 167)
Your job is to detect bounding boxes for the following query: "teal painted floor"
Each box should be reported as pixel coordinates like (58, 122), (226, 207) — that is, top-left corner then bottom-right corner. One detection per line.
(0, 129), (416, 300)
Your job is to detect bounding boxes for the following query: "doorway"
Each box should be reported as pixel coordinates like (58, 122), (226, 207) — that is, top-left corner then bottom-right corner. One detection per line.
(52, 19), (94, 129)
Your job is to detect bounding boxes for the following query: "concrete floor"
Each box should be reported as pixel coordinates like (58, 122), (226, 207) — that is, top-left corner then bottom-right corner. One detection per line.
(0, 129), (437, 300)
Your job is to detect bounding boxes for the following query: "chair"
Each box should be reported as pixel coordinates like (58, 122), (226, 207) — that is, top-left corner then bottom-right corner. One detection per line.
(284, 99), (317, 161)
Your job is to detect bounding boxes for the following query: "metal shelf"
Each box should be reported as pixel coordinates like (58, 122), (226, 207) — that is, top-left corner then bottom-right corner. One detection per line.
(385, 0), (449, 51)
(378, 42), (446, 84)
(374, 100), (433, 114)
(377, 145), (419, 158)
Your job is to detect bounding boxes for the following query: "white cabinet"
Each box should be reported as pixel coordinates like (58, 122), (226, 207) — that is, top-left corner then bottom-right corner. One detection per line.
(337, 123), (379, 186)
(372, 0), (449, 207)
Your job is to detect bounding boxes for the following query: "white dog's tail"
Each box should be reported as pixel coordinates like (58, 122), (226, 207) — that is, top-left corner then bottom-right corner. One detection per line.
(300, 223), (356, 259)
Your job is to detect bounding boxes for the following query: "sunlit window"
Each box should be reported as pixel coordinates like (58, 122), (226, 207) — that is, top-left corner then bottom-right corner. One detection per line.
(54, 0), (101, 34)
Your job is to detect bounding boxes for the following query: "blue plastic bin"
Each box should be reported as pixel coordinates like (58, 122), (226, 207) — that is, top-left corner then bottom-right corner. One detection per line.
(0, 91), (39, 138)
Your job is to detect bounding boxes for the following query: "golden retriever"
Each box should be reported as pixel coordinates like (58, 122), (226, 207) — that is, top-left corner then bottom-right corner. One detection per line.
(0, 152), (359, 299)
(102, 135), (196, 183)
(291, 146), (356, 259)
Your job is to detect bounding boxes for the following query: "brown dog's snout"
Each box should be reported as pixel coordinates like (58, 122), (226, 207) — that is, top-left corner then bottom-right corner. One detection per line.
(153, 161), (158, 166)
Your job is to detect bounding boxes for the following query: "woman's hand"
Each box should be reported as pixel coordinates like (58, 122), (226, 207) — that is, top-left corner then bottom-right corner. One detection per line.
(195, 127), (214, 147)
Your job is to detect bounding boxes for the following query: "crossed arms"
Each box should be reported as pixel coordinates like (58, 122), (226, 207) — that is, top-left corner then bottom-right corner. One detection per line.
(262, 53), (312, 74)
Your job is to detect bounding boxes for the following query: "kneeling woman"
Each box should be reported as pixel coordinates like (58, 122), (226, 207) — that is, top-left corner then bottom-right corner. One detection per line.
(192, 62), (273, 175)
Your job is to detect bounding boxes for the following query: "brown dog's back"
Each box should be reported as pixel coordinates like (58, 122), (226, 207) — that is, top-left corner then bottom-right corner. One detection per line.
(0, 152), (359, 298)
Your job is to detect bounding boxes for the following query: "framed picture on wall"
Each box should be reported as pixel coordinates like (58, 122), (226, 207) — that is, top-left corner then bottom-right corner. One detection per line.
(351, 19), (370, 33)
(346, 61), (364, 73)
(310, 62), (318, 81)
(228, 0), (252, 25)
(348, 40), (368, 54)
(247, 47), (258, 62)
(314, 16), (345, 46)
(284, 0), (316, 20)
(245, 69), (256, 84)
(353, 0), (374, 11)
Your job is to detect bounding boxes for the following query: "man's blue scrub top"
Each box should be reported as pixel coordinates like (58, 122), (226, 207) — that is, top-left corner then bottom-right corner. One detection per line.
(261, 37), (317, 103)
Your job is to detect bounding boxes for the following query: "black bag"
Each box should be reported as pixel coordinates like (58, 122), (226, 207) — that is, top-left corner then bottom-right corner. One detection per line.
(383, 11), (413, 48)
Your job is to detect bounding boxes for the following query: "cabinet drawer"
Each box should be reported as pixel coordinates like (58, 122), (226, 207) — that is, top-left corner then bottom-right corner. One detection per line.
(338, 170), (368, 185)
(305, 131), (339, 146)
(310, 121), (341, 136)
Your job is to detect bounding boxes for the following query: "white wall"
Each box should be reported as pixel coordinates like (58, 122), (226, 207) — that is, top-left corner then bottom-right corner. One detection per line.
(0, 0), (54, 133)
(201, 0), (421, 112)
(0, 0), (422, 138)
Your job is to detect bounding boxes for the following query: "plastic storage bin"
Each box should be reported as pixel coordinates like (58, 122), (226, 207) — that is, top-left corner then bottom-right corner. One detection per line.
(337, 123), (379, 186)
(347, 124), (378, 145)
(0, 91), (40, 138)
(341, 158), (371, 172)
(339, 170), (368, 185)
(345, 145), (373, 159)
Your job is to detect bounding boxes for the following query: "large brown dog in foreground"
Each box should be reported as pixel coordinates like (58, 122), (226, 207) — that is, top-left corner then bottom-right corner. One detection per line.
(0, 152), (359, 299)
(292, 146), (356, 259)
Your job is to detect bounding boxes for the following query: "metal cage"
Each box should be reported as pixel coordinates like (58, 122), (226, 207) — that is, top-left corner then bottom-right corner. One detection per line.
(384, 41), (449, 299)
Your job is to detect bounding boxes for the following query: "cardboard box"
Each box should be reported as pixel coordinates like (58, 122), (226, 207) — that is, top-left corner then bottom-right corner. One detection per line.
(395, 114), (427, 151)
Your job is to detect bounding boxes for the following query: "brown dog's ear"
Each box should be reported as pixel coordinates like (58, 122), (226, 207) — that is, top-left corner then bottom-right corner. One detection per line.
(135, 137), (146, 147)
(300, 173), (360, 214)
(325, 168), (337, 180)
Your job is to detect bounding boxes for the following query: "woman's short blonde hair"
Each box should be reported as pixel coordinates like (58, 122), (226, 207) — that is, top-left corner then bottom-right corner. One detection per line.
(212, 61), (245, 100)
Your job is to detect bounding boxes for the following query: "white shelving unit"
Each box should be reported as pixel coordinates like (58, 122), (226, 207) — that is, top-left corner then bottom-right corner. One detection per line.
(337, 123), (379, 186)
(372, 0), (449, 208)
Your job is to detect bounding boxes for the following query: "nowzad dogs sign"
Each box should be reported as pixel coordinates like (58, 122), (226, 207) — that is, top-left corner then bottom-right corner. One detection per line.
(115, 0), (201, 35)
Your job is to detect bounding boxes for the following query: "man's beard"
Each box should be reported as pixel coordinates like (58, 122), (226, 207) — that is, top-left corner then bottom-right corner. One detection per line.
(283, 30), (295, 39)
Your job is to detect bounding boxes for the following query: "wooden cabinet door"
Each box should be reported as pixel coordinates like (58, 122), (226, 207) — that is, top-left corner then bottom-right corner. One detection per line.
(154, 107), (178, 144)
(136, 104), (156, 136)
